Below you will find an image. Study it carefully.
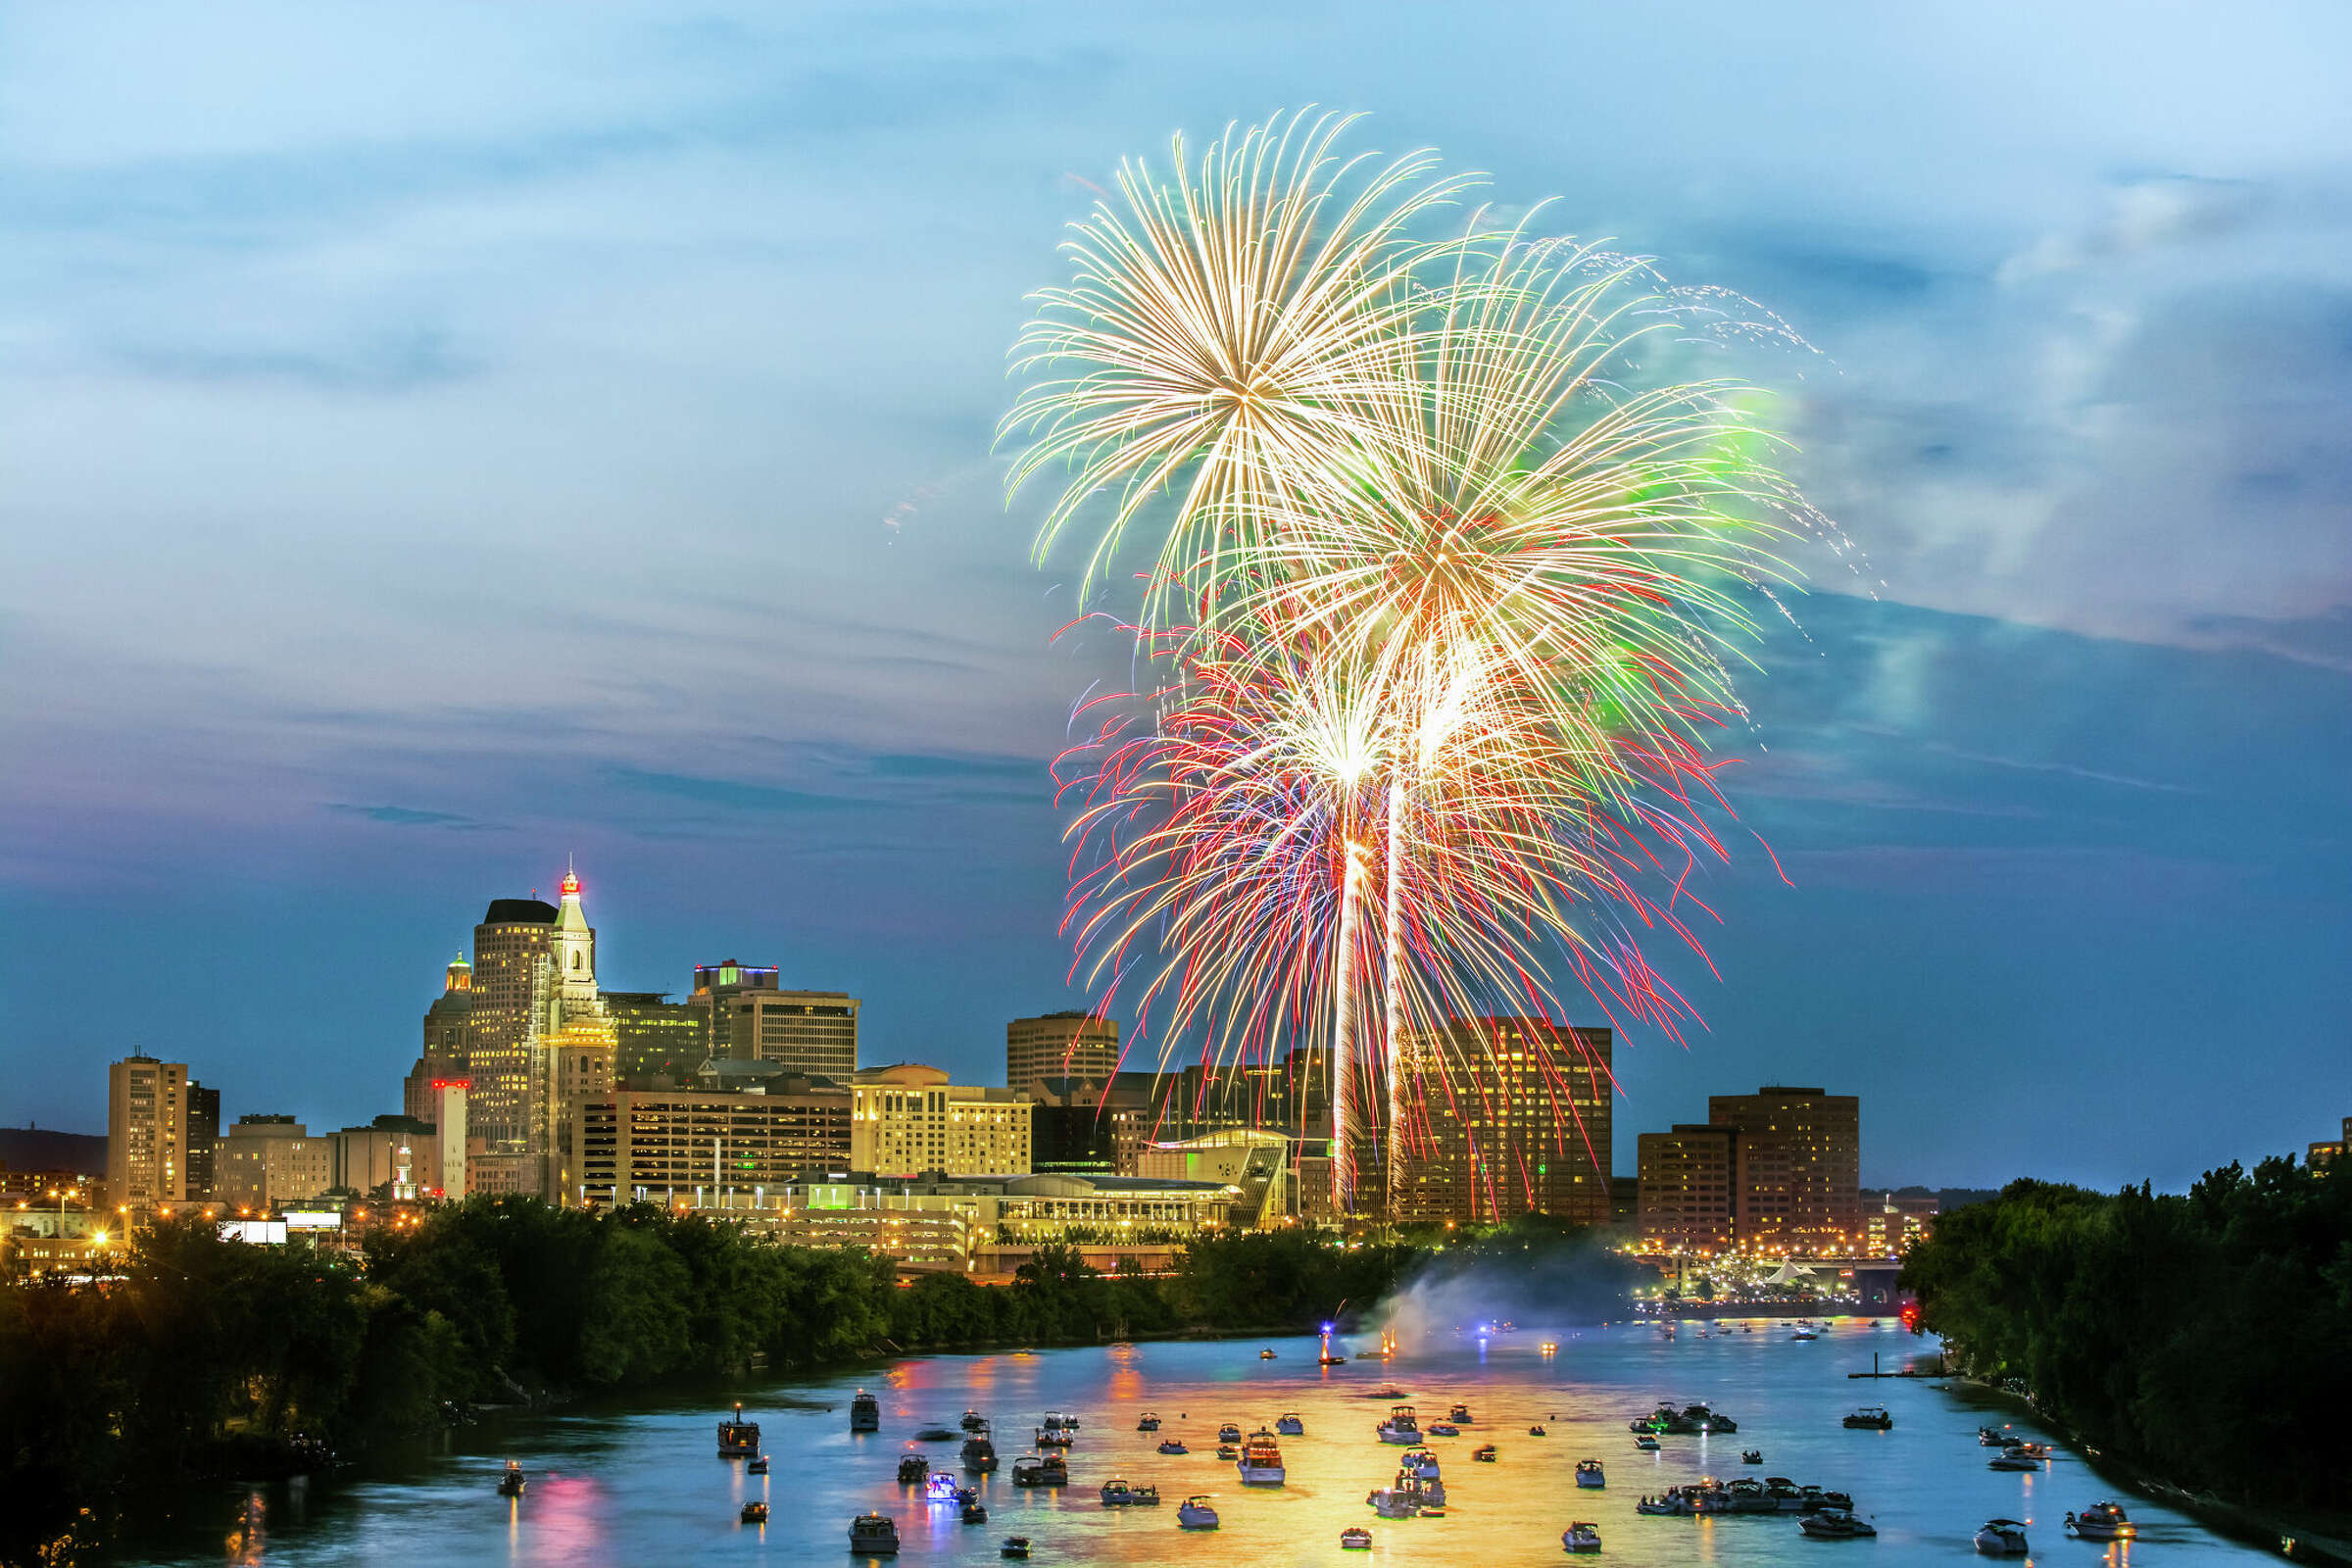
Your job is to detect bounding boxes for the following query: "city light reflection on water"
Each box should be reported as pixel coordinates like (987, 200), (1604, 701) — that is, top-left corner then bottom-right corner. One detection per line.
(94, 1322), (2278, 1567)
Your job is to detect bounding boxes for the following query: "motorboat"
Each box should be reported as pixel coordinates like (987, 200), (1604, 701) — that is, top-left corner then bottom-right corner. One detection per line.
(1366, 1387), (1408, 1399)
(962, 1424), (998, 1471)
(1237, 1427), (1285, 1484)
(718, 1401), (761, 1456)
(1472, 1444), (1498, 1462)
(1137, 1411), (1161, 1431)
(1042, 1411), (1080, 1433)
(851, 1392), (881, 1433)
(1528, 1424), (1547, 1437)
(1319, 1351), (1348, 1365)
(1741, 1447), (1762, 1464)
(1216, 1422), (1244, 1444)
(740, 1500), (768, 1524)
(1428, 1422), (1460, 1437)
(1977, 1425), (2011, 1446)
(1010, 1453), (1067, 1486)
(1396, 1446), (1440, 1481)
(1396, 1467), (1446, 1507)
(925, 1471), (963, 1502)
(1340, 1526), (1374, 1549)
(2003, 1441), (2050, 1460)
(1215, 1444), (1239, 1460)
(1575, 1459), (1605, 1489)
(848, 1511), (900, 1554)
(1376, 1404), (1422, 1445)
(1799, 1508), (1877, 1539)
(1630, 1400), (1738, 1435)
(1260, 1348), (1278, 1359)
(898, 1452), (929, 1484)
(1562, 1521), (1603, 1553)
(747, 1454), (769, 1475)
(1765, 1477), (1808, 1511)
(1276, 1412), (1304, 1436)
(1035, 1425), (1075, 1448)
(1974, 1518), (2030, 1555)
(914, 1426), (956, 1443)
(1099, 1478), (1161, 1506)
(1986, 1447), (2043, 1472)
(1634, 1434), (1661, 1451)
(961, 1409), (988, 1431)
(1364, 1488), (1420, 1519)
(1841, 1405), (1893, 1430)
(2066, 1501), (2137, 1542)
(1447, 1403), (1473, 1423)
(1000, 1540), (1030, 1560)
(1636, 1494), (1692, 1516)
(1791, 1324), (1819, 1341)
(1157, 1439), (1189, 1455)
(1805, 1490), (1857, 1514)
(961, 1499), (988, 1525)
(496, 1460), (526, 1497)
(1177, 1495), (1221, 1530)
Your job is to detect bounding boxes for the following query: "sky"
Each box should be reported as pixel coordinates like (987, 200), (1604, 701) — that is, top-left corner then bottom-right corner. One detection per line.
(2, 2), (2348, 1189)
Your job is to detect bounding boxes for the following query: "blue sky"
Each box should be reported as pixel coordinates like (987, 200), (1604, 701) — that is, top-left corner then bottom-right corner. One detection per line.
(2, 3), (2347, 1187)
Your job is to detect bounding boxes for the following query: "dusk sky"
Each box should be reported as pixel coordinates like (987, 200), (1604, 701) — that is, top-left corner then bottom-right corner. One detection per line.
(3, 3), (2348, 1190)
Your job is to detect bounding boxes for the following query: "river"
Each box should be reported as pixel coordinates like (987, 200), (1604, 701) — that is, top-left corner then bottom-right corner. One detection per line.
(112, 1318), (2270, 1565)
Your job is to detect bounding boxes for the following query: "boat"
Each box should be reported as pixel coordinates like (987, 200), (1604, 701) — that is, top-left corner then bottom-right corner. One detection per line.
(1396, 1445), (1441, 1481)
(1035, 1424), (1075, 1448)
(1042, 1411), (1080, 1433)
(718, 1401), (761, 1456)
(1157, 1439), (1189, 1455)
(1765, 1477), (1808, 1511)
(848, 1511), (900, 1554)
(1575, 1459), (1605, 1489)
(851, 1392), (880, 1433)
(1137, 1411), (1161, 1431)
(1365, 1488), (1420, 1519)
(962, 1424), (999, 1471)
(1428, 1422), (1460, 1437)
(1741, 1448), (1762, 1465)
(1216, 1421), (1243, 1443)
(1562, 1521), (1603, 1553)
(1099, 1478), (1161, 1506)
(1977, 1425), (2011, 1446)
(1636, 1494), (1691, 1516)
(1447, 1403), (1472, 1423)
(961, 1409), (988, 1431)
(1215, 1443), (1239, 1460)
(1842, 1405), (1893, 1430)
(1806, 1490), (1857, 1514)
(1529, 1424), (1547, 1436)
(1319, 1352), (1348, 1365)
(1000, 1540), (1030, 1560)
(747, 1454), (769, 1475)
(1340, 1526), (1374, 1549)
(496, 1460), (526, 1497)
(961, 1499), (989, 1525)
(1276, 1412), (1304, 1436)
(1472, 1444), (1498, 1462)
(741, 1500), (768, 1524)
(1634, 1434), (1660, 1451)
(1010, 1453), (1067, 1486)
(1800, 1508), (1877, 1539)
(2003, 1441), (2049, 1459)
(2066, 1502), (2137, 1542)
(898, 1452), (929, 1484)
(1629, 1400), (1739, 1435)
(914, 1426), (956, 1443)
(1974, 1518), (2030, 1555)
(925, 1471), (963, 1502)
(1260, 1348), (1278, 1359)
(1986, 1447), (2043, 1472)
(1791, 1325), (1819, 1341)
(1238, 1428), (1285, 1484)
(1177, 1495), (1220, 1530)
(1541, 1340), (1558, 1354)
(1376, 1404), (1422, 1445)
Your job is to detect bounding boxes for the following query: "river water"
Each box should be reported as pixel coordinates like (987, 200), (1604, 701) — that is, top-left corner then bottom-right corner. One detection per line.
(115, 1318), (2270, 1566)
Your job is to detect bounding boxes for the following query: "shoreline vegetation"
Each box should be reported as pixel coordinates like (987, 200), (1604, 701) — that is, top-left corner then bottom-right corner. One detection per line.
(1901, 1160), (2352, 1558)
(0, 1198), (1634, 1545)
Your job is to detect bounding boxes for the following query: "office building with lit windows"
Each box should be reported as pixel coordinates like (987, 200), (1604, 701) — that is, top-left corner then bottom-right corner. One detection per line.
(1707, 1085), (1862, 1251)
(851, 1063), (1032, 1177)
(694, 960), (858, 1078)
(572, 1079), (854, 1208)
(1006, 1011), (1120, 1100)
(107, 1055), (190, 1208)
(604, 991), (708, 1085)
(465, 896), (559, 1152)
(1394, 1018), (1612, 1226)
(1637, 1123), (1739, 1250)
(214, 1115), (331, 1210)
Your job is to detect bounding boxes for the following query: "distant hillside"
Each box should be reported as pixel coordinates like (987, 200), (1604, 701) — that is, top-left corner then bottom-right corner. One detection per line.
(0, 1127), (106, 1176)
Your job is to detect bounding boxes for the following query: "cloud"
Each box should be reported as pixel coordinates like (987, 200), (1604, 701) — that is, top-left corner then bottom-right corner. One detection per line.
(1997, 175), (2262, 286)
(603, 767), (866, 815)
(326, 803), (501, 829)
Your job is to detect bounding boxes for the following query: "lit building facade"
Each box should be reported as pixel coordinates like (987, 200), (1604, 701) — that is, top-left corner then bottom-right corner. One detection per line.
(107, 1056), (190, 1208)
(1395, 1018), (1613, 1226)
(407, 956), (472, 1123)
(1006, 1011), (1120, 1100)
(214, 1115), (331, 1210)
(466, 897), (559, 1152)
(851, 1064), (1031, 1177)
(572, 1082), (855, 1208)
(694, 960), (859, 1079)
(604, 991), (708, 1086)
(185, 1081), (220, 1201)
(1637, 1124), (1739, 1251)
(1708, 1086), (1862, 1251)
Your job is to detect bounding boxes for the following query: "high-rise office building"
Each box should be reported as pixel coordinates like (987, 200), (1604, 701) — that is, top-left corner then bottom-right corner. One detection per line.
(1708, 1085), (1861, 1251)
(1007, 1012), (1120, 1100)
(851, 1064), (1031, 1177)
(604, 991), (708, 1086)
(185, 1080), (220, 1200)
(573, 1078), (855, 1208)
(214, 1115), (331, 1210)
(407, 956), (474, 1122)
(694, 960), (858, 1077)
(466, 895), (559, 1152)
(1637, 1124), (1739, 1250)
(1395, 1018), (1613, 1226)
(107, 1056), (189, 1208)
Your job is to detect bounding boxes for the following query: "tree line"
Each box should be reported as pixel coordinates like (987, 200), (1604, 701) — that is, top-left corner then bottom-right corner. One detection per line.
(1900, 1157), (2352, 1511)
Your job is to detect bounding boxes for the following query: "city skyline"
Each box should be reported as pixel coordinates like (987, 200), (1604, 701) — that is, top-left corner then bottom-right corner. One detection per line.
(5, 5), (2350, 1190)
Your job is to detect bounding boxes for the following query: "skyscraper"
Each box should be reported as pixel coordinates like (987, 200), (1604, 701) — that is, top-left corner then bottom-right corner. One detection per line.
(466, 895), (559, 1152)
(694, 960), (858, 1078)
(107, 1056), (189, 1208)
(1006, 1012), (1120, 1100)
(603, 991), (707, 1086)
(1637, 1124), (1739, 1250)
(407, 956), (473, 1123)
(1396, 1018), (1613, 1226)
(185, 1081), (220, 1200)
(1707, 1085), (1862, 1251)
